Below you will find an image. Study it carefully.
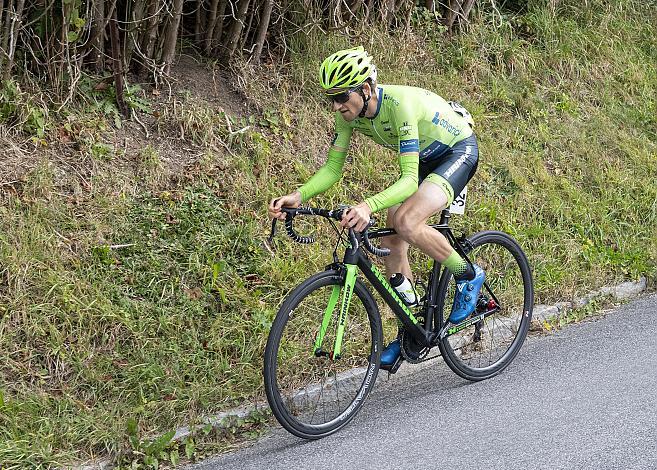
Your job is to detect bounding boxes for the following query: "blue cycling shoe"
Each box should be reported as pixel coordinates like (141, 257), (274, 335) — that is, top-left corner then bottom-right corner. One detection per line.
(449, 264), (486, 324)
(380, 338), (401, 366)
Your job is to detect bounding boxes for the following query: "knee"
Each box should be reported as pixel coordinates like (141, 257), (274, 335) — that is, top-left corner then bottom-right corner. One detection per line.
(394, 211), (422, 244)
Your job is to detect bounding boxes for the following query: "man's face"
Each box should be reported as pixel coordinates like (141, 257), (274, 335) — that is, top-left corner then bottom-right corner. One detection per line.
(328, 83), (370, 121)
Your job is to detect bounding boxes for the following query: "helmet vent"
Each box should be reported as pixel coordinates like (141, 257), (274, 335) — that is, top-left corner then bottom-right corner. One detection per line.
(328, 67), (338, 84)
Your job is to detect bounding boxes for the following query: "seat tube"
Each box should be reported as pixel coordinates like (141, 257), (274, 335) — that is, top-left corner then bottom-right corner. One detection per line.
(332, 264), (358, 359)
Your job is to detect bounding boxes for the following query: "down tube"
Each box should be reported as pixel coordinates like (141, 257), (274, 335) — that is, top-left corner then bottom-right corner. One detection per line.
(356, 253), (429, 346)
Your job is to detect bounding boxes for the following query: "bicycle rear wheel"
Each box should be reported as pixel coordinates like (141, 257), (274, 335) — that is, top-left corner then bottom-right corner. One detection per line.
(437, 231), (534, 381)
(264, 269), (382, 439)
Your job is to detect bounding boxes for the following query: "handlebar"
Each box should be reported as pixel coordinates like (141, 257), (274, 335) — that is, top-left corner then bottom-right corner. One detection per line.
(268, 206), (391, 257)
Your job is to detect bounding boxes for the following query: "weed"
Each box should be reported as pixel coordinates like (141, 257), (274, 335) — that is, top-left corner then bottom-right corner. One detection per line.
(79, 77), (152, 128)
(0, 80), (48, 138)
(138, 145), (162, 170)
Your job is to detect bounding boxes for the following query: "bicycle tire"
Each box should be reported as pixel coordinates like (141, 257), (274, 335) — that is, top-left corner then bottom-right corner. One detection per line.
(264, 269), (383, 439)
(437, 230), (534, 381)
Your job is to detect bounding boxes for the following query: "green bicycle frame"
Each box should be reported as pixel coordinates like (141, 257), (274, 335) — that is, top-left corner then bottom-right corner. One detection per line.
(313, 238), (432, 360)
(313, 264), (357, 359)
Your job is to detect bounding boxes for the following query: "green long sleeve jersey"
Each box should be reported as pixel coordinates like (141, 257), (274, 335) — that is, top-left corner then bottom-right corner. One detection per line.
(298, 84), (473, 212)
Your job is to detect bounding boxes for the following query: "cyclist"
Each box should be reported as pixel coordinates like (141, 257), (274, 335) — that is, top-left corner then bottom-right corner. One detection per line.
(268, 46), (485, 368)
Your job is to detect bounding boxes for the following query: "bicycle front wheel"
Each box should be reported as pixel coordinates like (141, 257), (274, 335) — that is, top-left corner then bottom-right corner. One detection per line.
(264, 269), (382, 439)
(437, 230), (534, 381)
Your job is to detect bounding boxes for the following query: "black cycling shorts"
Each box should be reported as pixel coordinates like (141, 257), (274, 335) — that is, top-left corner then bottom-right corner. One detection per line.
(418, 134), (479, 205)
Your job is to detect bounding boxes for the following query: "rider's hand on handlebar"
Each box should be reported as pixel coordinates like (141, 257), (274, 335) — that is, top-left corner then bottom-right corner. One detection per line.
(340, 202), (372, 232)
(269, 191), (302, 221)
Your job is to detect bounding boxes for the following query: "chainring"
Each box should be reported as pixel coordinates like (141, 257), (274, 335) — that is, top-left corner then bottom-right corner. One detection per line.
(400, 330), (430, 364)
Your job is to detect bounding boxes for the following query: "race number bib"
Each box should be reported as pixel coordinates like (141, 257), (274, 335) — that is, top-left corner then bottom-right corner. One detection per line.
(450, 186), (467, 214)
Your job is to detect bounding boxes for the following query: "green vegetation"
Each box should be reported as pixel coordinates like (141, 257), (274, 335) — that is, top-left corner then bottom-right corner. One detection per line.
(0, 0), (656, 467)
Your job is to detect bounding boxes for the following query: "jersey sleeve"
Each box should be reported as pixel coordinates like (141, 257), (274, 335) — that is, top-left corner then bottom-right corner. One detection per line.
(297, 115), (353, 202)
(364, 102), (420, 212)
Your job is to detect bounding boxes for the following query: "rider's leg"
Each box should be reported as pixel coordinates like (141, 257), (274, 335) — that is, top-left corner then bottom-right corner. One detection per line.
(392, 181), (465, 269)
(380, 183), (450, 367)
(383, 135), (482, 366)
(394, 133), (479, 281)
(379, 205), (412, 366)
(394, 179), (484, 324)
(380, 205), (412, 280)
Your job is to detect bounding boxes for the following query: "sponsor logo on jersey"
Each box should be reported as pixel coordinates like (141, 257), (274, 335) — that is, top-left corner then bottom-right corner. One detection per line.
(431, 112), (462, 136)
(399, 121), (412, 137)
(400, 139), (420, 153)
(384, 95), (400, 106)
(438, 118), (461, 136)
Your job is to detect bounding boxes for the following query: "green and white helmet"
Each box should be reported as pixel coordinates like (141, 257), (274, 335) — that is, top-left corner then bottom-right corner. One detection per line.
(319, 46), (377, 93)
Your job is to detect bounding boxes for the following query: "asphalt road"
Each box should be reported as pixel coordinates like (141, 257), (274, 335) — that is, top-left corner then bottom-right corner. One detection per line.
(189, 293), (657, 470)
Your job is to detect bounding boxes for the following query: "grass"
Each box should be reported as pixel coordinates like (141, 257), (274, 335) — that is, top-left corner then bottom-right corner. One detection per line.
(0, 0), (656, 466)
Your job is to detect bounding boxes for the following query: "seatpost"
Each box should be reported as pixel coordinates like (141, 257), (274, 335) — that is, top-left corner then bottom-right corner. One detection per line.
(439, 209), (451, 226)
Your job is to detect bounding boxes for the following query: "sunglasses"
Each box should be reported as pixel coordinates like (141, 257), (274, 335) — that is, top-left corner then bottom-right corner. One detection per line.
(326, 85), (362, 104)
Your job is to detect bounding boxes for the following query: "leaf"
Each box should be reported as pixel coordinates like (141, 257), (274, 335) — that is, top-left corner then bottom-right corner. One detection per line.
(129, 99), (152, 114)
(147, 429), (175, 455)
(183, 287), (203, 300)
(282, 111), (292, 127)
(126, 417), (139, 437)
(143, 455), (158, 469)
(185, 439), (195, 460)
(212, 261), (226, 281)
(67, 31), (79, 42)
(215, 287), (227, 303)
(170, 449), (179, 466)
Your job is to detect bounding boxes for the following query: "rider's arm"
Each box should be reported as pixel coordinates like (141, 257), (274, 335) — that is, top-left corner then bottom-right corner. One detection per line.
(364, 110), (420, 213)
(297, 118), (353, 202)
(363, 154), (418, 213)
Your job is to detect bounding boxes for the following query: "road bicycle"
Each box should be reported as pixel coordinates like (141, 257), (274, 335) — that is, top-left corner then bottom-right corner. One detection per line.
(263, 206), (534, 439)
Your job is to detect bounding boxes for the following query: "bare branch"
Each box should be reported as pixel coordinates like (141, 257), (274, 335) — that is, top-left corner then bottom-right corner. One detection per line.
(161, 0), (184, 75)
(110, 9), (130, 119)
(252, 0), (273, 62)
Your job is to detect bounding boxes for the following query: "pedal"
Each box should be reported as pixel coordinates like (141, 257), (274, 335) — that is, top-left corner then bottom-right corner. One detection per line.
(379, 355), (404, 374)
